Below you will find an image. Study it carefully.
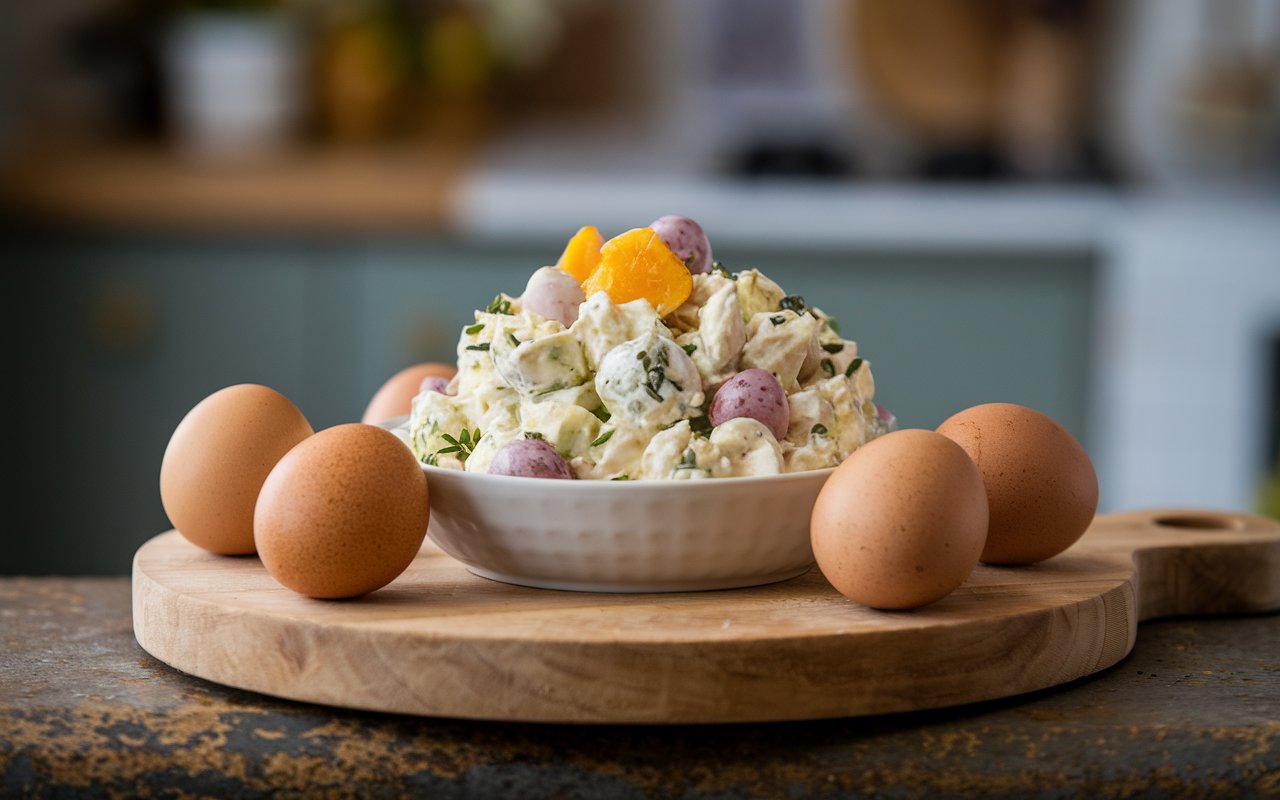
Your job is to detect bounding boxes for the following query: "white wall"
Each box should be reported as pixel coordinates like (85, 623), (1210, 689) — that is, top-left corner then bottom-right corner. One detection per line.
(1092, 198), (1280, 513)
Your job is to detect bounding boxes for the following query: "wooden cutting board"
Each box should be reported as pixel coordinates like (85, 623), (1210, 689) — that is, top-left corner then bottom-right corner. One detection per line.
(132, 508), (1280, 724)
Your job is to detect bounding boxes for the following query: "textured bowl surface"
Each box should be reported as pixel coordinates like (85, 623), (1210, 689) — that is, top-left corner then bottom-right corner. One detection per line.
(421, 464), (833, 592)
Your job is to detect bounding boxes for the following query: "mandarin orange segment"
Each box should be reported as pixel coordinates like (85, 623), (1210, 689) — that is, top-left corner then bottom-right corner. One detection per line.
(556, 225), (604, 283)
(581, 227), (693, 316)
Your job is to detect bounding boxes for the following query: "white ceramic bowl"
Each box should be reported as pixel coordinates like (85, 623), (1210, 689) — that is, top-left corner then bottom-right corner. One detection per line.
(420, 463), (834, 593)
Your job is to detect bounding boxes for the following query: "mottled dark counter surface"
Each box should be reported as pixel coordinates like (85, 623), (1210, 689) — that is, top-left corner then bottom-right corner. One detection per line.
(2, 578), (1277, 799)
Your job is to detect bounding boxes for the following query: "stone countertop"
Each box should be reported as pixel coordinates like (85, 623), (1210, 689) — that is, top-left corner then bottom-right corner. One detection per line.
(2, 577), (1277, 798)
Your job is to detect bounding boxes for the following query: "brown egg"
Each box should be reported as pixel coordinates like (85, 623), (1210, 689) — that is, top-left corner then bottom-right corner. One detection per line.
(254, 423), (429, 599)
(811, 429), (988, 609)
(160, 384), (313, 555)
(937, 403), (1098, 565)
(361, 362), (457, 424)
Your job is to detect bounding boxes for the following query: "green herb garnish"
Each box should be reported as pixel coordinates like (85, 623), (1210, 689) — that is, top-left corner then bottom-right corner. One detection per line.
(486, 295), (512, 315)
(611, 474), (630, 481)
(779, 295), (807, 313)
(591, 430), (614, 447)
(464, 322), (485, 335)
(590, 405), (611, 423)
(826, 317), (841, 335)
(712, 262), (736, 280)
(523, 431), (544, 440)
(681, 343), (697, 355)
(770, 315), (786, 326)
(820, 342), (844, 354)
(820, 358), (835, 377)
(435, 427), (482, 463)
(677, 448), (698, 470)
(689, 413), (713, 436)
(465, 342), (490, 352)
(811, 423), (828, 436)
(506, 332), (520, 348)
(845, 358), (863, 377)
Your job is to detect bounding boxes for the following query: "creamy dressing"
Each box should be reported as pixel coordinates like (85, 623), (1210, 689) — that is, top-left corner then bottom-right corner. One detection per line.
(409, 268), (887, 479)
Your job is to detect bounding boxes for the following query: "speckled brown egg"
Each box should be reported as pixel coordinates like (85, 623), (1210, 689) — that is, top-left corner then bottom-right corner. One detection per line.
(361, 362), (457, 424)
(810, 429), (989, 609)
(937, 403), (1098, 565)
(160, 384), (313, 555)
(254, 423), (429, 599)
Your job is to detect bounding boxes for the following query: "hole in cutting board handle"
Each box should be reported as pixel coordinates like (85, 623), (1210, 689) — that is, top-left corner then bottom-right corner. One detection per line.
(1151, 514), (1244, 531)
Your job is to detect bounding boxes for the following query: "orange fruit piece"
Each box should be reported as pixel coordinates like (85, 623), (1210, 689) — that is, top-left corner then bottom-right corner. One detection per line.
(582, 227), (693, 316)
(556, 225), (604, 283)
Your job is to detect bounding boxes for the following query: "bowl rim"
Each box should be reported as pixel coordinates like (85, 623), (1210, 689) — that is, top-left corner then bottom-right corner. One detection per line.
(419, 461), (835, 491)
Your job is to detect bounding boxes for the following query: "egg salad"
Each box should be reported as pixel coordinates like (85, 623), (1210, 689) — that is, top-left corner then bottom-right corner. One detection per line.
(406, 220), (889, 480)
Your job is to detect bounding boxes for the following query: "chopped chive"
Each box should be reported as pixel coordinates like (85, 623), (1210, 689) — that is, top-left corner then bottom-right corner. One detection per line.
(821, 342), (844, 354)
(591, 430), (614, 447)
(820, 358), (835, 377)
(779, 295), (807, 313)
(678, 448), (697, 469)
(611, 474), (630, 481)
(464, 322), (485, 335)
(826, 318), (841, 335)
(644, 383), (663, 402)
(506, 332), (520, 348)
(845, 358), (863, 377)
(681, 343), (697, 355)
(486, 295), (512, 315)
(466, 343), (490, 351)
(590, 405), (611, 423)
(811, 423), (828, 436)
(523, 431), (544, 440)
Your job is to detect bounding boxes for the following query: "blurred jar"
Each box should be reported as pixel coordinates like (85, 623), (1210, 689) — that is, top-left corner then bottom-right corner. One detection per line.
(315, 6), (405, 145)
(163, 8), (301, 160)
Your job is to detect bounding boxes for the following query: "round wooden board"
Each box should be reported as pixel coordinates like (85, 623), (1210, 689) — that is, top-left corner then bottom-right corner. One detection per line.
(133, 509), (1280, 723)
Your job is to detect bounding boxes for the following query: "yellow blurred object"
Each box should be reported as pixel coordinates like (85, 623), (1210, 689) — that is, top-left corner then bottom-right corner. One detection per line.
(318, 16), (403, 144)
(423, 8), (494, 98)
(1261, 455), (1280, 521)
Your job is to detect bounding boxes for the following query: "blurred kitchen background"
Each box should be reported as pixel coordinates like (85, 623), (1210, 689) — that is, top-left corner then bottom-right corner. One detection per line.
(2, 0), (1278, 574)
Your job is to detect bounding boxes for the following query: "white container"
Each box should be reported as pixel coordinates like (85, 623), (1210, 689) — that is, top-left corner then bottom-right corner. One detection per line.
(421, 463), (833, 593)
(164, 13), (300, 160)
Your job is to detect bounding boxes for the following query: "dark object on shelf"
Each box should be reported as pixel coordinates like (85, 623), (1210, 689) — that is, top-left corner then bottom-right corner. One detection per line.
(918, 145), (1012, 182)
(730, 140), (856, 180)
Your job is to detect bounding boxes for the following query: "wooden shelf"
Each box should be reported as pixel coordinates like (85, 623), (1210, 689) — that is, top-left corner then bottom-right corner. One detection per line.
(0, 144), (473, 234)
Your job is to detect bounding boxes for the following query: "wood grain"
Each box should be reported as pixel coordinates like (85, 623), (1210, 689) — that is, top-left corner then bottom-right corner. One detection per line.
(132, 509), (1280, 723)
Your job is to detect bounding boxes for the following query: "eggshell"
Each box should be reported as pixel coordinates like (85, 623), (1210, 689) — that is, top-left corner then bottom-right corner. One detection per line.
(811, 429), (988, 609)
(254, 423), (429, 599)
(361, 362), (457, 424)
(160, 384), (313, 555)
(937, 403), (1099, 565)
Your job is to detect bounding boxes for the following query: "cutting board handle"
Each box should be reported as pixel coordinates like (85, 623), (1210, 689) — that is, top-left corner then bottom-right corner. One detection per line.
(1093, 508), (1280, 621)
